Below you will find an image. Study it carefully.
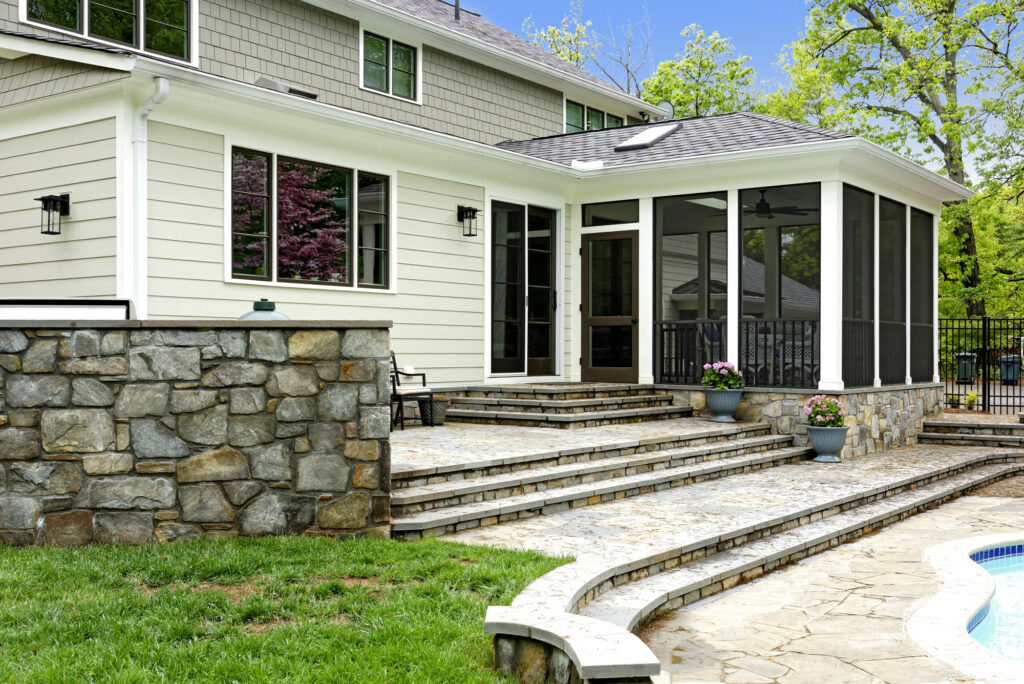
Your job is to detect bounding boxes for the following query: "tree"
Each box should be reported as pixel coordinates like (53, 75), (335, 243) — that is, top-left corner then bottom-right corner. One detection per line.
(754, 43), (859, 132)
(592, 5), (652, 98)
(642, 25), (757, 118)
(523, 0), (597, 69)
(276, 160), (350, 283)
(801, 0), (1024, 316)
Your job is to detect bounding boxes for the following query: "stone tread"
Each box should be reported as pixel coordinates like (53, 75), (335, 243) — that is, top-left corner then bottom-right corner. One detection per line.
(918, 431), (1024, 444)
(449, 393), (674, 411)
(445, 405), (693, 423)
(391, 422), (774, 480)
(460, 383), (657, 398)
(391, 434), (794, 507)
(391, 445), (812, 532)
(576, 462), (1022, 631)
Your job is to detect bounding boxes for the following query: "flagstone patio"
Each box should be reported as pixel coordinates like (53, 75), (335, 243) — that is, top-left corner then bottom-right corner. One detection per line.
(641, 489), (1024, 683)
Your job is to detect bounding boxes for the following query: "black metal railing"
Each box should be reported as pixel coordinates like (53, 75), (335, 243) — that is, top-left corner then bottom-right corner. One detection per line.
(739, 319), (819, 388)
(842, 319), (874, 388)
(940, 317), (1024, 414)
(656, 320), (726, 385)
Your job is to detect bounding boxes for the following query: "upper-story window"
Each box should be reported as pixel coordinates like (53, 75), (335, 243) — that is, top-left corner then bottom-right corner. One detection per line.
(24, 0), (192, 61)
(363, 31), (417, 101)
(565, 100), (624, 133)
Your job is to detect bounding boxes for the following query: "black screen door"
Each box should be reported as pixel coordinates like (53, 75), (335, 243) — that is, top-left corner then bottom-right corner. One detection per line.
(582, 231), (639, 383)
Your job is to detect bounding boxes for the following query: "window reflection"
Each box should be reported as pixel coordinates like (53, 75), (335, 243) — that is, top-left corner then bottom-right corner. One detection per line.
(654, 192), (728, 321)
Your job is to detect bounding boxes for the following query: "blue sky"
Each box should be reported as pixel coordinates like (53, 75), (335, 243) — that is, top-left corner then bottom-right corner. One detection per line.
(465, 0), (811, 88)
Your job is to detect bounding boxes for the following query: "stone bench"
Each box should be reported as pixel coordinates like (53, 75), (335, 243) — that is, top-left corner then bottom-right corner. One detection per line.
(485, 606), (660, 682)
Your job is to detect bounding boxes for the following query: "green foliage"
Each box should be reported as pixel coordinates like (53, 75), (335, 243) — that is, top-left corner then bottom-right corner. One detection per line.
(524, 0), (597, 68)
(0, 536), (567, 682)
(753, 42), (859, 132)
(804, 395), (847, 427)
(642, 25), (756, 118)
(966, 390), (979, 410)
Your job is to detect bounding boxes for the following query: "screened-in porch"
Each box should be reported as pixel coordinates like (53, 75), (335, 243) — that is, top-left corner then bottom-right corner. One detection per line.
(651, 182), (936, 390)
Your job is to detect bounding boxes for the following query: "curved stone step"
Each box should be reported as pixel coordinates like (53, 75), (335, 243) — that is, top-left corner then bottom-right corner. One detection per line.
(445, 404), (693, 429)
(392, 434), (794, 514)
(392, 445), (812, 538)
(450, 393), (674, 415)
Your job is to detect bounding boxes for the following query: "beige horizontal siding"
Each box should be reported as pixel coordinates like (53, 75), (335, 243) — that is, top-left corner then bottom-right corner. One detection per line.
(146, 123), (486, 384)
(0, 118), (117, 297)
(0, 54), (127, 108)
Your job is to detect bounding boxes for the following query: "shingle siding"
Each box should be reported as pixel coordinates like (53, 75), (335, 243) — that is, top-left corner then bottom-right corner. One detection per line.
(197, 0), (562, 144)
(0, 54), (126, 107)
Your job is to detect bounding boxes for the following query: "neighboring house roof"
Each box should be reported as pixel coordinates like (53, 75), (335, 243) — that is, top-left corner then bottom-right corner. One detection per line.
(368, 0), (625, 95)
(497, 112), (854, 168)
(671, 257), (821, 314)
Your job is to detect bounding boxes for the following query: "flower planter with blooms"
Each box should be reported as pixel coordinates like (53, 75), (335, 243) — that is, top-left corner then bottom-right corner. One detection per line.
(804, 395), (849, 463)
(701, 361), (745, 423)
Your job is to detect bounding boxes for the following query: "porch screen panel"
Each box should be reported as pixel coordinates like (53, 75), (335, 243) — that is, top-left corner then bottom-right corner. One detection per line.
(842, 185), (875, 387)
(653, 192), (727, 383)
(879, 197), (906, 384)
(491, 201), (526, 373)
(910, 209), (934, 382)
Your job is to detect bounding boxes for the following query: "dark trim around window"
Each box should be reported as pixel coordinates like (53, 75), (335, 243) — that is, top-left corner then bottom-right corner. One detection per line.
(230, 147), (273, 283)
(27, 0), (82, 31)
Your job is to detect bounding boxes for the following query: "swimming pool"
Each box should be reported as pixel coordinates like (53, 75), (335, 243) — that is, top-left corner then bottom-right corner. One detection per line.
(969, 544), (1024, 663)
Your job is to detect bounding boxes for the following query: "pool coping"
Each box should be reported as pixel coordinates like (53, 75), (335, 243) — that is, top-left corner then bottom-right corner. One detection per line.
(908, 532), (1024, 683)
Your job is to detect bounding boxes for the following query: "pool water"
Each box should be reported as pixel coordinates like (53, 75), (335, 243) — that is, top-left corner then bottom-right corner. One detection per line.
(970, 551), (1024, 663)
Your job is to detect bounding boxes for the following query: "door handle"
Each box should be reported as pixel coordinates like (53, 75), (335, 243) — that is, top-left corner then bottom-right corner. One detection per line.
(632, 317), (638, 325)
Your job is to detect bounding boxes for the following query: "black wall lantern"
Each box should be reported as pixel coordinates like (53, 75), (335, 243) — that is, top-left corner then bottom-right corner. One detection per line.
(458, 205), (479, 237)
(34, 193), (70, 235)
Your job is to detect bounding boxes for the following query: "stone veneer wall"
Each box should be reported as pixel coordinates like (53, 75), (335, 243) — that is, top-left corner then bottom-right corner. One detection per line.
(664, 384), (943, 459)
(0, 321), (391, 546)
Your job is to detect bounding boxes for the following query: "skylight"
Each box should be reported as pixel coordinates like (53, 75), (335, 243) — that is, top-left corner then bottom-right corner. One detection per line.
(614, 123), (679, 151)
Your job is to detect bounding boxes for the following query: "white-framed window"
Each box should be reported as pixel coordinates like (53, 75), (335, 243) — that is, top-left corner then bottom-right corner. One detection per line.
(230, 146), (391, 289)
(361, 29), (419, 103)
(21, 0), (197, 63)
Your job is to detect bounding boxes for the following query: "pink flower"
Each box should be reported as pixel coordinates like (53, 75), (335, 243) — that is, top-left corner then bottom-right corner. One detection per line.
(816, 415), (824, 422)
(703, 364), (712, 370)
(738, 371), (743, 376)
(839, 411), (846, 416)
(804, 407), (812, 415)
(720, 369), (728, 375)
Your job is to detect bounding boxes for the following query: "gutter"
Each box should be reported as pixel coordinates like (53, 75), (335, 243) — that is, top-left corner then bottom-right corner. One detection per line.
(130, 76), (169, 320)
(130, 60), (970, 203)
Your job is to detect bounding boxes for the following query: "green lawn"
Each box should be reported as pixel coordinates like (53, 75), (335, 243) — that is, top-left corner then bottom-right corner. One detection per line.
(0, 536), (568, 683)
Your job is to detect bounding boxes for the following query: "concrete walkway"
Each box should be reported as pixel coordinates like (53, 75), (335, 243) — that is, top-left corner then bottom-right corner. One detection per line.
(642, 491), (1024, 683)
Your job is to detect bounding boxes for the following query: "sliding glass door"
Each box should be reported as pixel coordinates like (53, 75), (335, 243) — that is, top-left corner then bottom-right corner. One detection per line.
(491, 201), (558, 375)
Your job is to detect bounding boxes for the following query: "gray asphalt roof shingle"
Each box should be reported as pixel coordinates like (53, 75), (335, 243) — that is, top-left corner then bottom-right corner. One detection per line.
(496, 112), (854, 167)
(0, 29), (132, 55)
(368, 0), (627, 95)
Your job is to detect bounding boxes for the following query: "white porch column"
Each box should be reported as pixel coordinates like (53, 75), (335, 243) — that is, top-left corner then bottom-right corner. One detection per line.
(905, 205), (913, 384)
(932, 213), (940, 382)
(638, 197), (654, 383)
(873, 194), (882, 387)
(726, 188), (740, 365)
(818, 181), (844, 391)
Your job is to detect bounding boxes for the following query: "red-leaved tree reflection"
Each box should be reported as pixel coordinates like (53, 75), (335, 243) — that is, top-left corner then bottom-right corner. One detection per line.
(276, 159), (350, 282)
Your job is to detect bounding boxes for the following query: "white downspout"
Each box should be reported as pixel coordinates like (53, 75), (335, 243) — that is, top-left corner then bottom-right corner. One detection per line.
(131, 77), (169, 320)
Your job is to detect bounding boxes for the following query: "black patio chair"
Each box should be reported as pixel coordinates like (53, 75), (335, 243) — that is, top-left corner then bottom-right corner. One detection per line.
(390, 352), (434, 430)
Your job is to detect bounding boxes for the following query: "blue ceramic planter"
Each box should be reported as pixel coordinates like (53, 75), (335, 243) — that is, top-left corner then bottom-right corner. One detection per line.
(807, 425), (849, 462)
(703, 388), (743, 423)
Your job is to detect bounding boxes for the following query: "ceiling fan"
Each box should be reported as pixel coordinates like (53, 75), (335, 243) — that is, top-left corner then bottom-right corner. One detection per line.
(710, 190), (812, 219)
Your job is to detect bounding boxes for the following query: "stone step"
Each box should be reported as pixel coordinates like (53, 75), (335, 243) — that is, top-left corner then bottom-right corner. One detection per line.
(459, 383), (659, 401)
(391, 434), (794, 515)
(449, 393), (675, 415)
(922, 420), (1024, 436)
(392, 423), (774, 488)
(918, 431), (1024, 447)
(577, 462), (1021, 632)
(391, 445), (813, 538)
(501, 451), (1024, 625)
(445, 405), (694, 429)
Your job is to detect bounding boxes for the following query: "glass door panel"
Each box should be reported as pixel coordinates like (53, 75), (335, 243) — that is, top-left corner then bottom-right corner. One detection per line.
(527, 206), (557, 375)
(491, 201), (525, 373)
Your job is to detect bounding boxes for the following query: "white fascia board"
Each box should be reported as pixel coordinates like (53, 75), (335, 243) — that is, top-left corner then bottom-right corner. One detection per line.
(300, 0), (665, 121)
(583, 138), (973, 203)
(0, 33), (136, 71)
(131, 58), (576, 177)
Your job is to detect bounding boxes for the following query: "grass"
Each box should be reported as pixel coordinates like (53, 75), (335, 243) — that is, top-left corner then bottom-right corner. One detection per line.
(0, 536), (569, 683)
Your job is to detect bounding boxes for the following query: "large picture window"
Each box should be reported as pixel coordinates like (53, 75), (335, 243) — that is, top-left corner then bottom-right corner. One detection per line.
(230, 147), (390, 289)
(26, 0), (191, 60)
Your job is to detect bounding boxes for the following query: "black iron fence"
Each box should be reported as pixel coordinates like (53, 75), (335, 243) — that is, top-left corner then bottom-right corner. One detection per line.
(656, 318), (819, 388)
(940, 317), (1024, 414)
